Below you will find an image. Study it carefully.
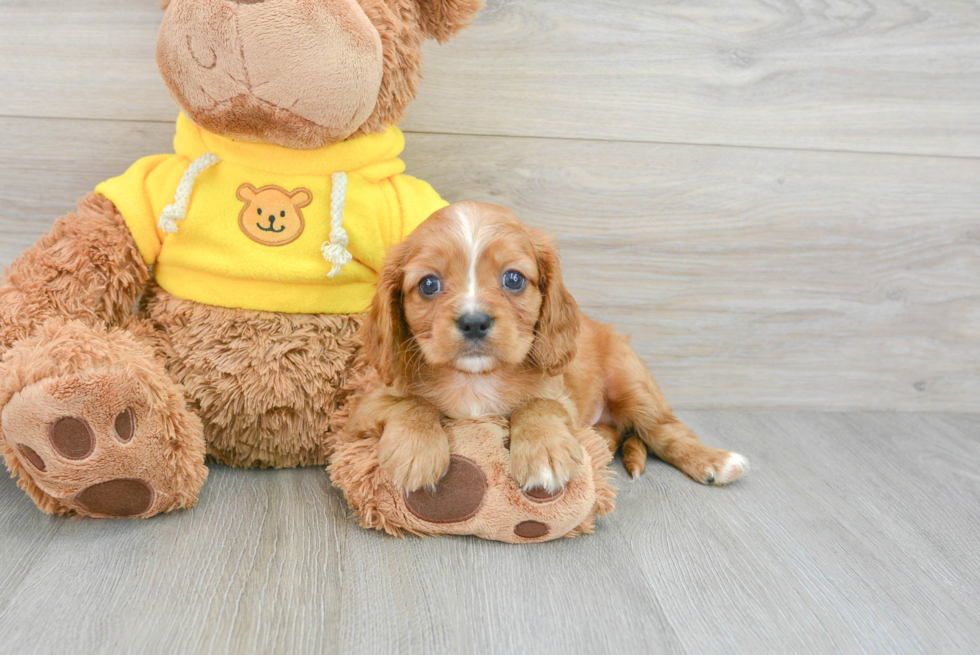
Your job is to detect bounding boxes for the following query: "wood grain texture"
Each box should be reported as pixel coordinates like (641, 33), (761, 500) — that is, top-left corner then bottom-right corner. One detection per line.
(1, 0), (978, 156)
(616, 411), (980, 653)
(0, 467), (348, 654)
(407, 0), (980, 156)
(0, 411), (978, 653)
(404, 133), (980, 412)
(1, 116), (977, 411)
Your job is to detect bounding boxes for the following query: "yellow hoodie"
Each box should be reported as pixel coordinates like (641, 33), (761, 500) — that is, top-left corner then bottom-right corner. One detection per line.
(96, 113), (447, 314)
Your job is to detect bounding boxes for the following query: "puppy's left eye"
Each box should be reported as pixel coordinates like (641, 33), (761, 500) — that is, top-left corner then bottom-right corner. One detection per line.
(502, 270), (526, 291)
(418, 275), (442, 297)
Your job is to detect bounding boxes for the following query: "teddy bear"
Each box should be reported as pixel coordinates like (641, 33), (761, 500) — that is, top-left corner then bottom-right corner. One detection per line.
(0, 0), (484, 518)
(0, 0), (617, 539)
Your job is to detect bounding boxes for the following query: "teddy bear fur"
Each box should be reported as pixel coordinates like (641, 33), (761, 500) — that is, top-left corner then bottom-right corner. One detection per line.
(0, 0), (482, 517)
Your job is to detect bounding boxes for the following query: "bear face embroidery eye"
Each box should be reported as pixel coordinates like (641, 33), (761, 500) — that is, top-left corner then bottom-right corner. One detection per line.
(502, 270), (527, 292)
(418, 275), (442, 297)
(257, 208), (263, 216)
(280, 211), (286, 218)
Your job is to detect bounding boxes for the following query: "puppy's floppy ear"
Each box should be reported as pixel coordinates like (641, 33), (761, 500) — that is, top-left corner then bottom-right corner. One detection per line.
(529, 228), (580, 376)
(415, 0), (483, 44)
(364, 243), (411, 386)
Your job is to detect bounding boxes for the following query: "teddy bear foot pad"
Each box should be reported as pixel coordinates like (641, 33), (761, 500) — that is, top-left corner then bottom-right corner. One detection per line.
(0, 322), (208, 518)
(4, 369), (189, 517)
(331, 419), (616, 543)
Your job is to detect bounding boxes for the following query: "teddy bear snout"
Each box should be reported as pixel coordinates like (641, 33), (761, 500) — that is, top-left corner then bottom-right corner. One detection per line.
(159, 0), (384, 149)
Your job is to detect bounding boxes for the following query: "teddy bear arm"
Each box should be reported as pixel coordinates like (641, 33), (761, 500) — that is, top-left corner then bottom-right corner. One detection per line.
(0, 193), (150, 354)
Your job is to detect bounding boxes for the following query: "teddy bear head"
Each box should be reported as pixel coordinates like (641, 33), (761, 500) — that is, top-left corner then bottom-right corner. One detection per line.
(157, 0), (481, 150)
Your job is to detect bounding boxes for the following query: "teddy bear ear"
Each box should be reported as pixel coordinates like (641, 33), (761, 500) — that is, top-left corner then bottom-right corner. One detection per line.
(416, 0), (483, 44)
(160, 0), (170, 9)
(290, 189), (313, 208)
(236, 184), (258, 202)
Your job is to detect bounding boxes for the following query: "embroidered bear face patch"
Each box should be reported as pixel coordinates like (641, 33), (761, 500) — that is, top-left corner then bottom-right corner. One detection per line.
(236, 184), (312, 246)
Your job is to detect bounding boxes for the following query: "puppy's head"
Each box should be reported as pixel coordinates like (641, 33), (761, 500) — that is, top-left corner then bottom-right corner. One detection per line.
(365, 202), (580, 385)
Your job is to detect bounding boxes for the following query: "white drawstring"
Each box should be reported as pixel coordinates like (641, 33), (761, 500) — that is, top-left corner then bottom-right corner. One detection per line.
(321, 171), (353, 278)
(158, 153), (221, 233)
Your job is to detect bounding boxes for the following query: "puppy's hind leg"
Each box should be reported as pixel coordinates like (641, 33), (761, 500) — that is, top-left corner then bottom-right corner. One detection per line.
(594, 424), (648, 479)
(604, 337), (748, 486)
(593, 423), (624, 454)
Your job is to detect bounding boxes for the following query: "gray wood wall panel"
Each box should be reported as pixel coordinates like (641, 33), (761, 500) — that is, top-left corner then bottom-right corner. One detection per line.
(1, 0), (978, 156)
(1, 117), (976, 411)
(407, 0), (980, 157)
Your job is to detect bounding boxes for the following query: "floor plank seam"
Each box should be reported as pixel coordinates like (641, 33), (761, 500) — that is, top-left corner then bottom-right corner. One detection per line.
(398, 129), (980, 162)
(2, 114), (978, 163)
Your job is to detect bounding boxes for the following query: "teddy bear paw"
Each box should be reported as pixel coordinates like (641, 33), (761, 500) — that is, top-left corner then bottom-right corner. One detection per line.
(395, 422), (602, 543)
(2, 368), (206, 518)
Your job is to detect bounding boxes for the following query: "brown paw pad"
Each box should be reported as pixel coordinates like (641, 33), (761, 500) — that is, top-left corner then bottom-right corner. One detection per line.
(114, 408), (135, 443)
(75, 479), (154, 517)
(50, 417), (95, 460)
(405, 455), (486, 524)
(523, 486), (565, 503)
(514, 521), (550, 539)
(17, 444), (46, 472)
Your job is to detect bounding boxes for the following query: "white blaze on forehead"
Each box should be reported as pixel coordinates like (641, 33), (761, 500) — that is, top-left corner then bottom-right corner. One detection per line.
(452, 205), (490, 313)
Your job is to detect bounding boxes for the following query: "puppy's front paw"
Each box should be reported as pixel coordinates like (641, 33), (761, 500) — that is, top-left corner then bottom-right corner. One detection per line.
(378, 423), (451, 492)
(509, 423), (584, 495)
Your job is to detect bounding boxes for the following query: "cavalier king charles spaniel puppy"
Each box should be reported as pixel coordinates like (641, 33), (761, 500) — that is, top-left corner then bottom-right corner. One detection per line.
(357, 201), (748, 493)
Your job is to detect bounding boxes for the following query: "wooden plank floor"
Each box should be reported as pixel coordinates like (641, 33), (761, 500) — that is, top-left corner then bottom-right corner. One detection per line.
(1, 411), (978, 653)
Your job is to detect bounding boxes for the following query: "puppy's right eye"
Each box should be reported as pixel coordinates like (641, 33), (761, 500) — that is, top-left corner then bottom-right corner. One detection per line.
(418, 275), (442, 297)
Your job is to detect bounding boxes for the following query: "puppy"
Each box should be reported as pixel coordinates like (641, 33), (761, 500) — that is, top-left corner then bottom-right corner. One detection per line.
(356, 201), (748, 493)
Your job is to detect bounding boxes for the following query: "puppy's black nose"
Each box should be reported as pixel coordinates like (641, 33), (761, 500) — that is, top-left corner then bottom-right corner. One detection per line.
(456, 312), (493, 341)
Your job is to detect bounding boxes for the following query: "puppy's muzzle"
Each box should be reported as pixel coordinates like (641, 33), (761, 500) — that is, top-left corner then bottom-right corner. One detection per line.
(456, 312), (493, 342)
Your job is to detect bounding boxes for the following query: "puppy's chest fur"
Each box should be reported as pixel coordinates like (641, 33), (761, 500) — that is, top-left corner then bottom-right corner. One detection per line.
(425, 370), (567, 420)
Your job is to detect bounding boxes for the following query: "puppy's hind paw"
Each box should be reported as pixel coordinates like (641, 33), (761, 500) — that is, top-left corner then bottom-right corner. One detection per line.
(621, 435), (648, 480)
(704, 452), (749, 485)
(718, 452), (750, 484)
